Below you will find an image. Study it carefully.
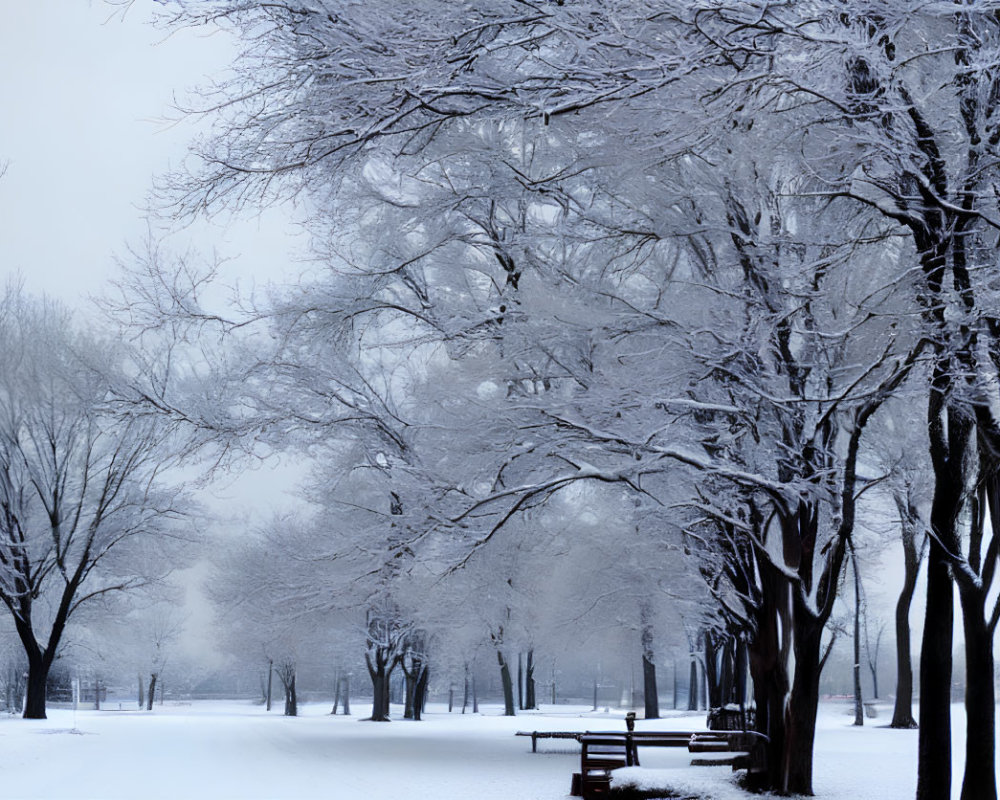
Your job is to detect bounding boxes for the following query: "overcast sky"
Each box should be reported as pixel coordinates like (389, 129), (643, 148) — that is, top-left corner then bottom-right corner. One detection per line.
(0, 2), (310, 570)
(0, 1), (301, 309)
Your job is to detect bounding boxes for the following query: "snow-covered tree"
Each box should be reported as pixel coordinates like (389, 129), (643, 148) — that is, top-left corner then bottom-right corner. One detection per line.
(0, 287), (188, 718)
(124, 4), (998, 795)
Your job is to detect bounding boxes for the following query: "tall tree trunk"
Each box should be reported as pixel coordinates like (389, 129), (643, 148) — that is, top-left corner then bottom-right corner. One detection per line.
(366, 651), (391, 721)
(403, 667), (415, 719)
(412, 664), (429, 721)
(342, 674), (350, 716)
(332, 669), (341, 714)
(958, 585), (997, 800)
(891, 494), (921, 728)
(462, 664), (469, 714)
(916, 299), (971, 799)
(138, 673), (144, 710)
(719, 640), (734, 707)
(266, 659), (273, 712)
(517, 651), (524, 711)
(640, 604), (659, 719)
(497, 650), (515, 716)
(701, 659), (708, 711)
(917, 538), (955, 799)
(702, 630), (722, 708)
(402, 649), (428, 720)
(747, 564), (789, 792)
(852, 552), (864, 727)
(284, 671), (297, 717)
(642, 654), (659, 720)
(687, 658), (698, 711)
(783, 617), (823, 795)
(23, 656), (49, 720)
(146, 673), (157, 712)
(525, 650), (536, 709)
(917, 489), (959, 800)
(704, 630), (721, 709)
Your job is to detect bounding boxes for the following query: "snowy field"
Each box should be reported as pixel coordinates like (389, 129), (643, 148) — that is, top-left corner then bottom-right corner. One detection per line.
(0, 699), (952, 799)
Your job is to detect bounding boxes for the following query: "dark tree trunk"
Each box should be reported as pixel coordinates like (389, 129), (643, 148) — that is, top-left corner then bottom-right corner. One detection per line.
(747, 564), (789, 793)
(367, 651), (392, 721)
(642, 654), (659, 720)
(917, 535), (955, 800)
(472, 673), (479, 713)
(138, 673), (144, 710)
(525, 650), (536, 709)
(23, 657), (49, 720)
(402, 649), (428, 720)
(10, 553), (81, 720)
(266, 660), (273, 712)
(916, 248), (971, 800)
(94, 677), (100, 711)
(284, 672), (297, 717)
(852, 552), (864, 727)
(701, 660), (708, 710)
(332, 670), (341, 714)
(687, 658), (698, 711)
(783, 617), (823, 795)
(639, 605), (659, 719)
(412, 663), (429, 721)
(146, 673), (157, 712)
(917, 483), (959, 800)
(958, 585), (997, 800)
(891, 495), (921, 729)
(404, 669), (415, 719)
(672, 659), (678, 710)
(497, 650), (515, 716)
(448, 685), (453, 712)
(342, 675), (350, 715)
(517, 653), (524, 711)
(704, 631), (721, 709)
(462, 664), (469, 714)
(719, 640), (735, 707)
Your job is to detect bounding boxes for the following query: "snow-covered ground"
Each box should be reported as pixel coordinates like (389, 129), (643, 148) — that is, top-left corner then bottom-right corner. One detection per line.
(0, 698), (949, 799)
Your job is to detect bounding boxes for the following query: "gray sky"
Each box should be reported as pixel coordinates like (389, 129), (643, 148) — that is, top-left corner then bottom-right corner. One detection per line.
(0, 1), (300, 308)
(0, 3), (309, 663)
(0, 1), (306, 500)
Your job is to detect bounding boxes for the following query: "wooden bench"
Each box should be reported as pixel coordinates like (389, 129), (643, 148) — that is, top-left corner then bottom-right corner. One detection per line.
(514, 730), (583, 752)
(516, 729), (729, 754)
(564, 729), (768, 797)
(576, 734), (639, 799)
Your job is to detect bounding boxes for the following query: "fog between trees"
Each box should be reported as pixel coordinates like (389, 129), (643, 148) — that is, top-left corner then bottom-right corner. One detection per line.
(5, 3), (1000, 799)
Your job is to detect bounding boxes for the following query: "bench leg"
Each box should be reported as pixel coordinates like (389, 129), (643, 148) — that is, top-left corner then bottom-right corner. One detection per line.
(581, 773), (612, 800)
(532, 733), (537, 753)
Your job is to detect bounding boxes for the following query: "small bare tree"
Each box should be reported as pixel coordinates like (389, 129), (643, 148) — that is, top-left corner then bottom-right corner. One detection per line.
(0, 287), (187, 718)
